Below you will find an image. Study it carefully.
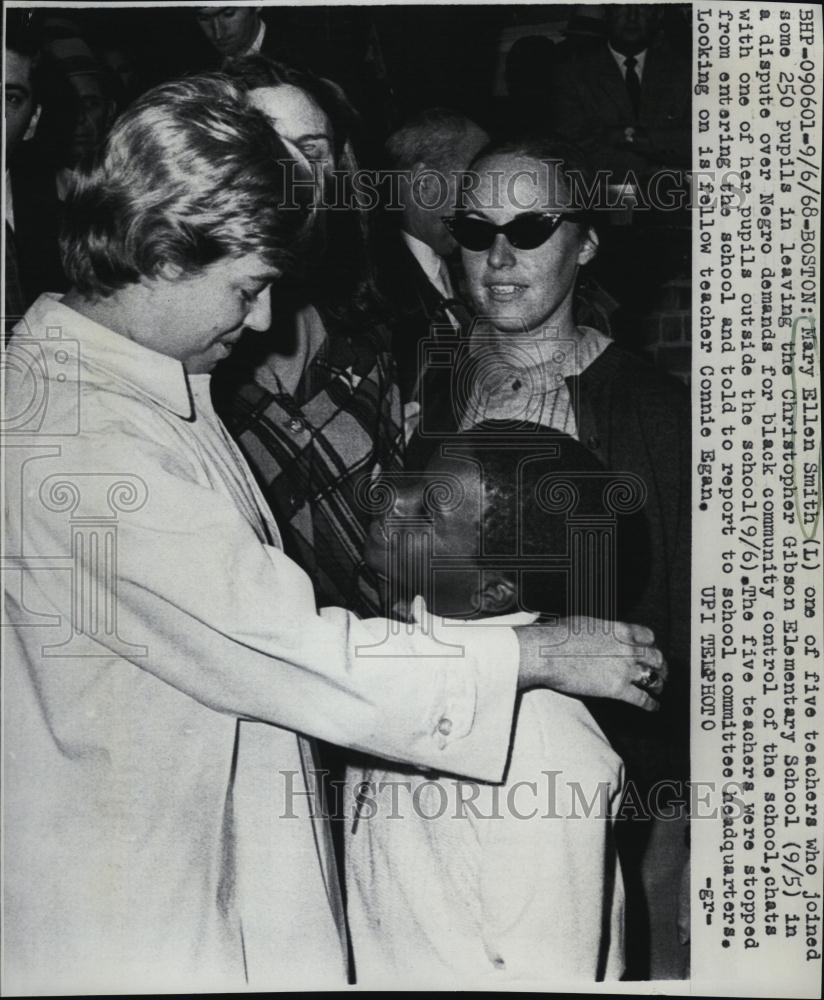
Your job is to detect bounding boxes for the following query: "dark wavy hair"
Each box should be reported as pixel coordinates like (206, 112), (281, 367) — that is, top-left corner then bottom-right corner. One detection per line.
(60, 74), (313, 298)
(222, 55), (386, 330)
(468, 132), (599, 225)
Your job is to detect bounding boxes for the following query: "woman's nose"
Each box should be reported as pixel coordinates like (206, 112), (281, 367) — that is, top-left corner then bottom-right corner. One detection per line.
(487, 232), (516, 269)
(245, 288), (272, 331)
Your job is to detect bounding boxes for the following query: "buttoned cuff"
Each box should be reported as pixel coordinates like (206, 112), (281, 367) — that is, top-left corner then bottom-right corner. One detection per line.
(413, 607), (520, 783)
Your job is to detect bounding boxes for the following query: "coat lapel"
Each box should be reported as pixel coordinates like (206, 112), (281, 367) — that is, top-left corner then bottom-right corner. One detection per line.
(592, 45), (634, 120)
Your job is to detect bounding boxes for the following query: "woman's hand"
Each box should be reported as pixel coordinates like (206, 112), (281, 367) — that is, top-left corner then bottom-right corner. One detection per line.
(515, 617), (667, 711)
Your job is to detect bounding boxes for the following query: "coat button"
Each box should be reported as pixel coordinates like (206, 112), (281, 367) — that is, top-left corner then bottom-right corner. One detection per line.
(587, 435), (600, 451)
(437, 717), (453, 736)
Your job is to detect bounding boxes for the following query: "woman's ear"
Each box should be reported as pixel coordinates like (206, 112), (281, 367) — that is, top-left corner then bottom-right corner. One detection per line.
(147, 262), (184, 285)
(578, 226), (599, 266)
(475, 576), (518, 615)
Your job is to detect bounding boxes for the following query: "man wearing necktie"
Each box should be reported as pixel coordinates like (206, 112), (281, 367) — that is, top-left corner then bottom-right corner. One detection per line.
(189, 6), (334, 83)
(551, 4), (690, 180)
(376, 108), (488, 450)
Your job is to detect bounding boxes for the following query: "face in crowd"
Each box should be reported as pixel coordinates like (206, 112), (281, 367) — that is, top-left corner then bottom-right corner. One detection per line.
(60, 76), (311, 375)
(606, 4), (658, 56)
(196, 6), (263, 58)
(67, 71), (113, 165)
(248, 82), (335, 179)
(4, 47), (41, 159)
(365, 449), (488, 619)
(133, 254), (280, 375)
(456, 152), (598, 338)
(135, 80), (336, 374)
(365, 431), (639, 623)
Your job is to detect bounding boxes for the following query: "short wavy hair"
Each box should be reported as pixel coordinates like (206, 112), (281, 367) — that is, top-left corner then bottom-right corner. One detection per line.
(60, 74), (312, 298)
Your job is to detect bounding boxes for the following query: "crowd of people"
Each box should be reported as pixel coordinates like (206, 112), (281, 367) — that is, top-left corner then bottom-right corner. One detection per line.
(3, 4), (691, 992)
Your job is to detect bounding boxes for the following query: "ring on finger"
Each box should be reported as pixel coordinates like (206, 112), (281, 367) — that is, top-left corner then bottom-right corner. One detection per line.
(637, 666), (659, 692)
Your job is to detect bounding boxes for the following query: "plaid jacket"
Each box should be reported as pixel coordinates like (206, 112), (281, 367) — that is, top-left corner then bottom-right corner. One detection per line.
(217, 316), (403, 618)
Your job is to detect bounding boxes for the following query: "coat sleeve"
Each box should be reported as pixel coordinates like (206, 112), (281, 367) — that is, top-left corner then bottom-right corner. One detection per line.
(11, 414), (519, 783)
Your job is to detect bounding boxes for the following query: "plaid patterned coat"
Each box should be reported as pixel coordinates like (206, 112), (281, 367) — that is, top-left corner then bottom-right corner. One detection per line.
(216, 312), (403, 618)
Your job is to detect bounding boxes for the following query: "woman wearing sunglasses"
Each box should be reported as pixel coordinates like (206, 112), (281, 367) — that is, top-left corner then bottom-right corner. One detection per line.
(442, 139), (602, 435)
(444, 134), (691, 980)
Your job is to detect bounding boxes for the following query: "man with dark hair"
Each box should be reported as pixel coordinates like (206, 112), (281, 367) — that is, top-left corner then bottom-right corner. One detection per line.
(191, 5), (327, 75)
(443, 136), (690, 978)
(3, 77), (665, 993)
(347, 424), (650, 984)
(46, 36), (118, 199)
(195, 5), (266, 61)
(4, 17), (42, 162)
(4, 13), (65, 329)
(379, 108), (488, 407)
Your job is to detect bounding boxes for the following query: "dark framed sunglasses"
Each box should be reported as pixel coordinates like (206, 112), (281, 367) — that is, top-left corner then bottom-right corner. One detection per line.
(441, 211), (580, 251)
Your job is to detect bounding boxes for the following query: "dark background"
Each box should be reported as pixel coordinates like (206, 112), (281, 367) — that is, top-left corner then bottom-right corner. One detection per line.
(12, 3), (693, 376)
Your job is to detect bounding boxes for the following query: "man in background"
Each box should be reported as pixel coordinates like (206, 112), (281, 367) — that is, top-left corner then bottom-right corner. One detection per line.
(552, 4), (690, 179)
(4, 13), (65, 330)
(46, 35), (117, 200)
(378, 108), (488, 409)
(195, 5), (267, 62)
(191, 6), (336, 84)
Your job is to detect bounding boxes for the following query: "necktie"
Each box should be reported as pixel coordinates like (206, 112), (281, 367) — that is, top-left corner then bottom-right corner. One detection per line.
(624, 55), (641, 118)
(432, 295), (473, 335)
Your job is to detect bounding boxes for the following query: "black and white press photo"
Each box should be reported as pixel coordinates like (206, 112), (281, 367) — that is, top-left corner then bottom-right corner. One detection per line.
(1, 2), (821, 997)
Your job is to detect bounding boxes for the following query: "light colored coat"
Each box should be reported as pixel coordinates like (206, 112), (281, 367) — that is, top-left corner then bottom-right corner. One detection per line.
(2, 295), (519, 994)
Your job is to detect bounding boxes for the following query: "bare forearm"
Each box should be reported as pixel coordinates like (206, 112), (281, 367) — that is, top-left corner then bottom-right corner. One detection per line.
(515, 617), (667, 711)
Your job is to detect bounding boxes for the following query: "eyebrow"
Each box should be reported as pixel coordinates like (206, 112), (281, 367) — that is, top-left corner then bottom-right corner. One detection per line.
(294, 132), (332, 144)
(247, 270), (280, 287)
(5, 84), (31, 97)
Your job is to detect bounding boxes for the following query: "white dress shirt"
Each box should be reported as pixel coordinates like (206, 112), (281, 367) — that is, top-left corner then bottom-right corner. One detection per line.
(3, 294), (520, 994)
(5, 169), (15, 231)
(245, 18), (266, 57)
(401, 230), (455, 300)
(346, 607), (626, 988)
(608, 43), (648, 82)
